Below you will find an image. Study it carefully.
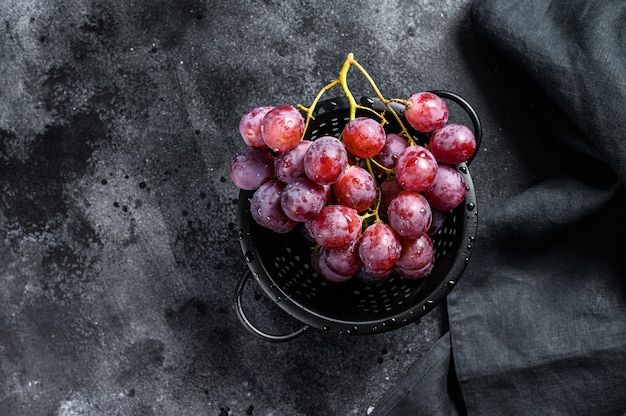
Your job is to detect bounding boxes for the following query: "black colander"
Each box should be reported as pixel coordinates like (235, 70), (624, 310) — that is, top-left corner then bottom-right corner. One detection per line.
(234, 91), (481, 342)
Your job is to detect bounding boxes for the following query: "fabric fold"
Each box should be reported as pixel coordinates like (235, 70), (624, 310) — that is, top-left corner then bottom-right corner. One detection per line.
(373, 0), (626, 414)
(369, 332), (465, 416)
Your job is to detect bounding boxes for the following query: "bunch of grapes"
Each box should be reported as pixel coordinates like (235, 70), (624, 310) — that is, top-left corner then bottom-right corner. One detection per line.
(230, 54), (476, 284)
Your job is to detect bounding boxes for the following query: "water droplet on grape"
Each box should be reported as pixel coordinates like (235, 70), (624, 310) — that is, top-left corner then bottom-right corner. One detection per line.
(459, 166), (467, 174)
(245, 251), (255, 262)
(466, 202), (476, 211)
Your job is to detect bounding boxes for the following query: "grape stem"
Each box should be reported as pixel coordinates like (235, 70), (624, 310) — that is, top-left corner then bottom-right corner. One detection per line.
(298, 53), (416, 229)
(298, 53), (416, 145)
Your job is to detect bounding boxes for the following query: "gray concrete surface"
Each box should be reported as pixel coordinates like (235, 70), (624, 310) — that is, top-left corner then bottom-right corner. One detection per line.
(0, 0), (542, 415)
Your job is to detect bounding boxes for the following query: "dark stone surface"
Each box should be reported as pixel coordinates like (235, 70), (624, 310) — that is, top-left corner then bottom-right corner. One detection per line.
(0, 1), (539, 415)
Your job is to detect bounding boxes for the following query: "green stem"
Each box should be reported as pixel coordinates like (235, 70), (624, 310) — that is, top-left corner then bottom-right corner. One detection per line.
(368, 157), (394, 175)
(298, 78), (340, 139)
(338, 53), (359, 120)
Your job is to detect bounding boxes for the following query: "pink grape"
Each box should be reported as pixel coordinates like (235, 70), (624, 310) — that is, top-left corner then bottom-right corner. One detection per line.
(229, 148), (275, 190)
(280, 177), (328, 222)
(332, 165), (377, 212)
(396, 234), (434, 271)
(321, 239), (362, 277)
(395, 145), (439, 192)
(429, 123), (476, 165)
(358, 223), (401, 272)
(309, 204), (362, 248)
(239, 106), (274, 148)
(373, 133), (408, 170)
(261, 105), (305, 152)
(250, 180), (297, 233)
(341, 117), (387, 158)
(423, 164), (466, 211)
(404, 92), (448, 133)
(274, 140), (313, 183)
(387, 191), (432, 239)
(304, 136), (348, 185)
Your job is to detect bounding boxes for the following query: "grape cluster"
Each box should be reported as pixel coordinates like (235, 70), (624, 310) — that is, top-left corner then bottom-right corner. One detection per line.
(230, 55), (476, 284)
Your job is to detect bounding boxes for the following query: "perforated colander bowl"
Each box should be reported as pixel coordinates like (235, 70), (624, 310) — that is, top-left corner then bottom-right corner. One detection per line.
(234, 91), (481, 342)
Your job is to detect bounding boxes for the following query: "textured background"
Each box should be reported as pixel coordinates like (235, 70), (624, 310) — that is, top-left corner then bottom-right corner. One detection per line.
(0, 1), (539, 415)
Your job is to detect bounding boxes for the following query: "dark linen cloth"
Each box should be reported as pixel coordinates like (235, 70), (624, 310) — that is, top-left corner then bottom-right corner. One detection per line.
(372, 0), (626, 415)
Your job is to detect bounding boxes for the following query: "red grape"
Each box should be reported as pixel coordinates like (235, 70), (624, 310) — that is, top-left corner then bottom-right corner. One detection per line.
(229, 148), (275, 190)
(404, 92), (448, 133)
(395, 145), (439, 192)
(321, 239), (362, 277)
(395, 259), (434, 280)
(274, 140), (313, 184)
(239, 106), (274, 148)
(280, 177), (328, 222)
(387, 191), (432, 239)
(261, 105), (305, 152)
(309, 204), (362, 248)
(250, 180), (297, 233)
(358, 223), (401, 272)
(332, 165), (377, 212)
(341, 117), (387, 158)
(429, 123), (476, 165)
(396, 234), (434, 271)
(304, 136), (348, 185)
(373, 133), (408, 170)
(423, 164), (466, 211)
(317, 253), (353, 282)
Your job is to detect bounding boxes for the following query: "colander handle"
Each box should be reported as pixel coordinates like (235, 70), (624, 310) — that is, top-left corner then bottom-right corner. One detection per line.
(234, 270), (310, 342)
(429, 90), (482, 165)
